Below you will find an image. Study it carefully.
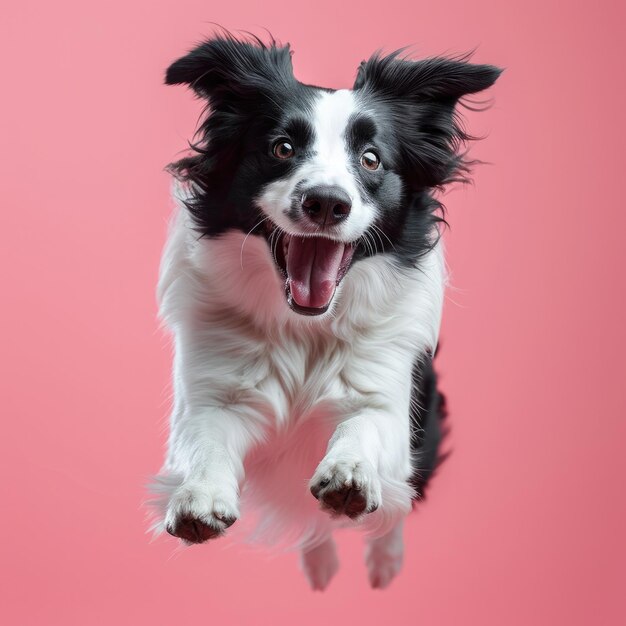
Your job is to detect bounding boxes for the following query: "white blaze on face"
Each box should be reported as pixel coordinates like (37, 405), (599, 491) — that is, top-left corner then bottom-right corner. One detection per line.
(308, 89), (358, 186)
(257, 89), (376, 243)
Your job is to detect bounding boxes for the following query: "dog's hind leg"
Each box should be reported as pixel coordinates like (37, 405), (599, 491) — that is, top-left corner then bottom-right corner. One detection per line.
(364, 519), (404, 589)
(300, 536), (340, 591)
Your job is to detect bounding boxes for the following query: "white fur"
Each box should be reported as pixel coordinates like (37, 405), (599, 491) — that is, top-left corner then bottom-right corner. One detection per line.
(256, 90), (377, 242)
(365, 520), (405, 589)
(300, 536), (339, 591)
(150, 93), (446, 588)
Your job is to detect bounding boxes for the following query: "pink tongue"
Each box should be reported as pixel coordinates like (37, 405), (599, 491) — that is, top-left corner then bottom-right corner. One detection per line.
(286, 237), (345, 309)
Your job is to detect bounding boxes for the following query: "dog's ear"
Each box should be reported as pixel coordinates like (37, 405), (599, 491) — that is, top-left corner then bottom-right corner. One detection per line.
(354, 53), (501, 100)
(165, 35), (295, 104)
(354, 52), (502, 188)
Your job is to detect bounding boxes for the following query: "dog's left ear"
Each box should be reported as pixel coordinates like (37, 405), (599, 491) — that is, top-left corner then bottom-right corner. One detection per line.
(354, 52), (502, 188)
(354, 53), (501, 100)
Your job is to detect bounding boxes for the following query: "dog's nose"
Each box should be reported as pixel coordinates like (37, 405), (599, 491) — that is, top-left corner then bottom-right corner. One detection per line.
(301, 185), (352, 227)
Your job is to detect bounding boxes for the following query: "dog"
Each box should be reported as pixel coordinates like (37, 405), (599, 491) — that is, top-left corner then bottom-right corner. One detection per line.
(150, 33), (500, 590)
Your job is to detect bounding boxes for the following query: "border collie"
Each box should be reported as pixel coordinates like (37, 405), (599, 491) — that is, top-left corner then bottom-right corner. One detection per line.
(151, 33), (501, 590)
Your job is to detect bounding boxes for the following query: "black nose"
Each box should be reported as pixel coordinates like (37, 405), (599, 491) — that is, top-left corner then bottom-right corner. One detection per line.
(301, 185), (352, 227)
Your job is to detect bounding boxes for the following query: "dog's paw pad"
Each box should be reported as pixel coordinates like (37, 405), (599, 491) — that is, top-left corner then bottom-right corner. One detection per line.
(164, 484), (239, 544)
(166, 515), (221, 544)
(310, 459), (381, 519)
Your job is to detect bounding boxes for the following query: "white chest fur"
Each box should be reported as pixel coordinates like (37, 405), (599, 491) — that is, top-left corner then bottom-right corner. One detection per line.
(153, 202), (446, 547)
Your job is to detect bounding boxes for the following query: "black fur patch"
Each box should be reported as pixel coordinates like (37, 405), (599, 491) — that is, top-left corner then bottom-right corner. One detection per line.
(352, 51), (502, 268)
(165, 34), (320, 238)
(165, 35), (501, 273)
(409, 355), (448, 499)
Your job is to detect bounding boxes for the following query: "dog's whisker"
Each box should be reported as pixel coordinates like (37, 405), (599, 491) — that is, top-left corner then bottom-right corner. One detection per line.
(365, 230), (377, 256)
(240, 216), (271, 270)
(369, 226), (385, 254)
(372, 224), (396, 252)
(357, 234), (369, 258)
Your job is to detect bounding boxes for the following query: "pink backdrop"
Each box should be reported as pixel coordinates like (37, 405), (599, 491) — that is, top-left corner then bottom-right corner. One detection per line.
(2, 1), (625, 624)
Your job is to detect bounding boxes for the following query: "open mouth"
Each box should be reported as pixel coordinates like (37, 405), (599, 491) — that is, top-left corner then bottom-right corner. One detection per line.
(267, 227), (355, 316)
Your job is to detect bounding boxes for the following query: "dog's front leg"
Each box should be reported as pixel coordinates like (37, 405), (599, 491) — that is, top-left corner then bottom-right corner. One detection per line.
(162, 408), (257, 544)
(309, 410), (413, 520)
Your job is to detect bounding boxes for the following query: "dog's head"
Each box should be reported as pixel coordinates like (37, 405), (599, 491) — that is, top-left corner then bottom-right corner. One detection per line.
(166, 34), (501, 316)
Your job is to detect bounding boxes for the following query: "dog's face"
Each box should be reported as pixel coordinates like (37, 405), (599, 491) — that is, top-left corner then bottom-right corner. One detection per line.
(166, 36), (500, 316)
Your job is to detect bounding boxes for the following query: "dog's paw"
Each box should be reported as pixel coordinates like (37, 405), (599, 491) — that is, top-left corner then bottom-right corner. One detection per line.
(365, 523), (405, 589)
(164, 482), (239, 545)
(309, 458), (381, 519)
(365, 538), (404, 589)
(300, 539), (339, 591)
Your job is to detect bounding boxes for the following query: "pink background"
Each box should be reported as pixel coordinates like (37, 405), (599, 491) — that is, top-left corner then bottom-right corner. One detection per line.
(2, 1), (625, 624)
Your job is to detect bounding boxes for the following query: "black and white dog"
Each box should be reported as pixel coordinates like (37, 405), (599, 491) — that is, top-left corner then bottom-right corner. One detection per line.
(152, 34), (500, 589)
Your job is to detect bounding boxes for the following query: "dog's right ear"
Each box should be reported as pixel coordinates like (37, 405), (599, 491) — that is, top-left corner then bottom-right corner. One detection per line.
(165, 35), (295, 104)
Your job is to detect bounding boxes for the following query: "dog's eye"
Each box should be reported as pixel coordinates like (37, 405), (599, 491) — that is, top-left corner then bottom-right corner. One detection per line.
(360, 151), (380, 171)
(273, 140), (295, 160)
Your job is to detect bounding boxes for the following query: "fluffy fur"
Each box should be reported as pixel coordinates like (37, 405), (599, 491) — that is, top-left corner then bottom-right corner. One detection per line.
(150, 33), (500, 590)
